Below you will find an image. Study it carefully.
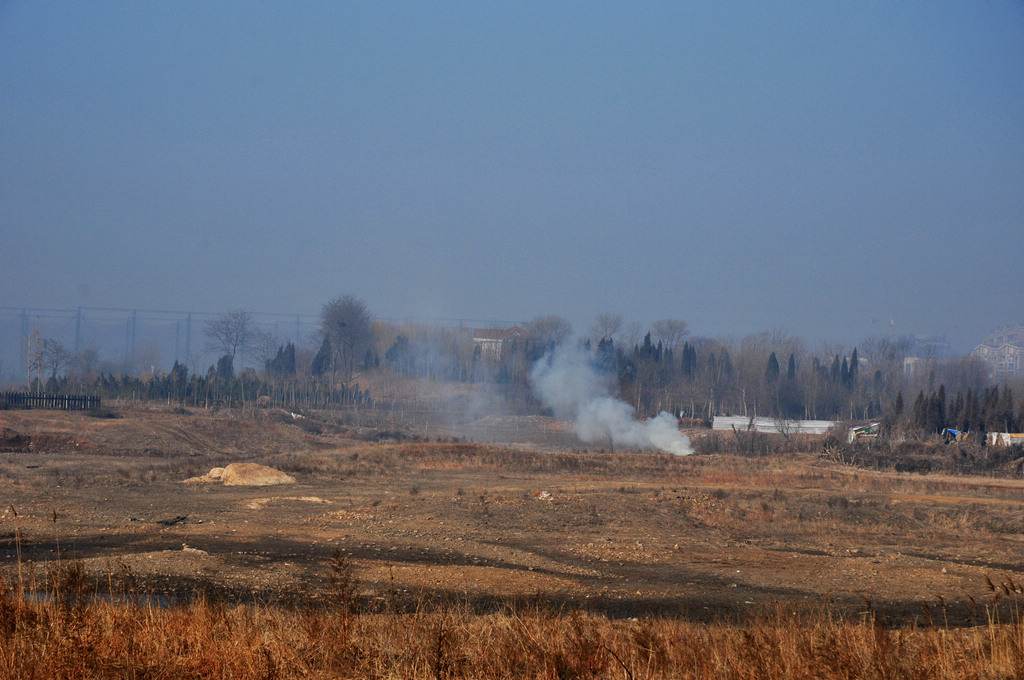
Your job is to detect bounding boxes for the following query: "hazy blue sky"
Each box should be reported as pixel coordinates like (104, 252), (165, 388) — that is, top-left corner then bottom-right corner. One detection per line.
(2, 1), (1022, 351)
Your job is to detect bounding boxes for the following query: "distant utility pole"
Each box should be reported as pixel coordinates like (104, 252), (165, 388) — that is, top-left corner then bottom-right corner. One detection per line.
(20, 310), (28, 382)
(26, 320), (40, 393)
(124, 310), (137, 362)
(75, 307), (83, 352)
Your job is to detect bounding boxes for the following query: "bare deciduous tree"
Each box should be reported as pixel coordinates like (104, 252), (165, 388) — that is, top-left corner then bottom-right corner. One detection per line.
(39, 338), (70, 381)
(251, 330), (281, 369)
(592, 312), (623, 342)
(204, 310), (261, 366)
(651, 319), (689, 352)
(320, 295), (374, 382)
(623, 321), (644, 350)
(68, 347), (100, 386)
(526, 315), (572, 348)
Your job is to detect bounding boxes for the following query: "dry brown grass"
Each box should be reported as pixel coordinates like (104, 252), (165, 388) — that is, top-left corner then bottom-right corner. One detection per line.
(9, 408), (1024, 676)
(0, 578), (1023, 680)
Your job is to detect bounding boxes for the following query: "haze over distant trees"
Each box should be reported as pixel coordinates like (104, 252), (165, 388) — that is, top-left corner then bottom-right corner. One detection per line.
(12, 295), (1024, 439)
(315, 295), (374, 383)
(202, 309), (275, 379)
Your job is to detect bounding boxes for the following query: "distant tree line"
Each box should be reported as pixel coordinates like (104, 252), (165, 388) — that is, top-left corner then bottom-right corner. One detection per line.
(30, 359), (371, 410)
(899, 384), (1023, 437)
(14, 297), (1024, 437)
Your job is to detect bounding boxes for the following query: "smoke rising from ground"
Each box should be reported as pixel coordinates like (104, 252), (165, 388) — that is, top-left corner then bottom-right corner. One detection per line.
(530, 344), (693, 455)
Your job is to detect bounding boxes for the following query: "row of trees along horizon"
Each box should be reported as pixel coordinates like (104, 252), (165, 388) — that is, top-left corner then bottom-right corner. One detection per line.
(13, 296), (1024, 436)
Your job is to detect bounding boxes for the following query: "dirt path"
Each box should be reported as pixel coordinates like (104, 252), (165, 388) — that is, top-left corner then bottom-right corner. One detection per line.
(2, 407), (1022, 626)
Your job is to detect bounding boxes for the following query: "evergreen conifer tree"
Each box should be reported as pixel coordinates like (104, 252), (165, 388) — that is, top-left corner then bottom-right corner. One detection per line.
(765, 352), (780, 383)
(311, 337), (332, 377)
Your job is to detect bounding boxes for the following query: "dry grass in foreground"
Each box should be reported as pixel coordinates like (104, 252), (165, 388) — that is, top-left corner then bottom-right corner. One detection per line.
(1, 576), (1023, 680)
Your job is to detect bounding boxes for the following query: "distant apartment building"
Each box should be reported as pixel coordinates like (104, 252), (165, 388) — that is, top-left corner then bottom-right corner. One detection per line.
(971, 326), (1024, 378)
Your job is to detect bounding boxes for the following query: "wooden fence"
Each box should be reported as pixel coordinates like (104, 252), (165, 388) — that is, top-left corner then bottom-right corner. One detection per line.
(0, 392), (101, 411)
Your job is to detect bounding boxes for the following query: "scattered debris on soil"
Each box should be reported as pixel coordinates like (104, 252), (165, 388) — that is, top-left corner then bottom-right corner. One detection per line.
(0, 427), (30, 452)
(246, 496), (330, 510)
(4, 407), (1024, 626)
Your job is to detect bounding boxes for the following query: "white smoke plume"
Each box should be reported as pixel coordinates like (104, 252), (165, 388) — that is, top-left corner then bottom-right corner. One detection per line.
(530, 343), (693, 455)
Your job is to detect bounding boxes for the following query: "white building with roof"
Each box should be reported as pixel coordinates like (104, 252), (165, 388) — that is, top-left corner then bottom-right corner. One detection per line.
(472, 326), (526, 360)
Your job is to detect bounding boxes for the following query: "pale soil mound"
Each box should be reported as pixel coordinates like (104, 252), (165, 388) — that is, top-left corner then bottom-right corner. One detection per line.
(185, 463), (295, 486)
(222, 463), (295, 486)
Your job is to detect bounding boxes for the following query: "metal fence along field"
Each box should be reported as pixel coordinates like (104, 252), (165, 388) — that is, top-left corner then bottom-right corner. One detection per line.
(0, 391), (101, 411)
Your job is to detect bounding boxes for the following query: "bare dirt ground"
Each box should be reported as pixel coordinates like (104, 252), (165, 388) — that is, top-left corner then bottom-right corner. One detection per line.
(2, 406), (1023, 626)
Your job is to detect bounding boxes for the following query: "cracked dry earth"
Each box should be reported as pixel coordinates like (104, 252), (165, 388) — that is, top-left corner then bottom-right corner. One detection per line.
(2, 406), (1024, 625)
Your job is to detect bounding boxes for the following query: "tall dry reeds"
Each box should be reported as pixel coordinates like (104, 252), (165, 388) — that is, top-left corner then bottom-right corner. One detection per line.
(0, 575), (1022, 680)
